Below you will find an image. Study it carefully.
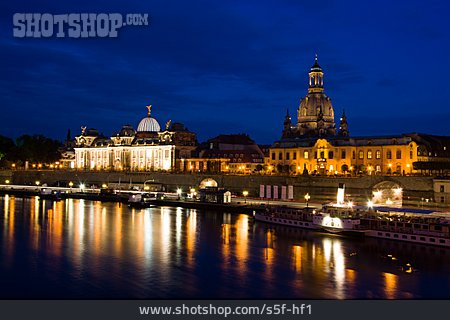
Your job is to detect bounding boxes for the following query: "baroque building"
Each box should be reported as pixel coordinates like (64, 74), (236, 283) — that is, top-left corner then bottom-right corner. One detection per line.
(282, 55), (340, 139)
(269, 57), (450, 175)
(74, 106), (196, 171)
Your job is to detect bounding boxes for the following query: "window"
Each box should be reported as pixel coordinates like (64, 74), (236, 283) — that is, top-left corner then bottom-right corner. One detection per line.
(367, 151), (373, 159)
(440, 185), (445, 193)
(396, 150), (402, 159)
(320, 151), (325, 159)
(410, 151), (413, 159)
(279, 152), (283, 160)
(376, 165), (381, 172)
(352, 151), (356, 159)
(293, 152), (297, 160)
(376, 150), (381, 159)
(304, 151), (309, 159)
(329, 151), (334, 159)
(286, 152), (290, 160)
(341, 150), (346, 159)
(271, 153), (275, 160)
(358, 151), (364, 159)
(314, 152), (317, 159)
(386, 150), (392, 159)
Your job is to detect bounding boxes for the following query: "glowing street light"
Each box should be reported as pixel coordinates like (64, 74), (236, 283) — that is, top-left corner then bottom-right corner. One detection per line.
(102, 183), (108, 189)
(367, 200), (374, 209)
(393, 187), (402, 196)
(5, 179), (10, 184)
(304, 193), (310, 207)
(35, 180), (40, 186)
(243, 190), (249, 203)
(79, 183), (85, 191)
(347, 201), (354, 208)
(68, 181), (74, 187)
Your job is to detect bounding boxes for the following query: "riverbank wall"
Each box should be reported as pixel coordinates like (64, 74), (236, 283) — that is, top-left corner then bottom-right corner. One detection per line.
(3, 170), (445, 208)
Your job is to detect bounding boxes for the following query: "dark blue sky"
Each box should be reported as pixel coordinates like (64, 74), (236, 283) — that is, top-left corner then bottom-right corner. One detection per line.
(1, 0), (449, 143)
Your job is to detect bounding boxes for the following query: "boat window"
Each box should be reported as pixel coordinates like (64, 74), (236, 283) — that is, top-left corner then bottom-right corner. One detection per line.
(414, 224), (421, 229)
(411, 236), (416, 240)
(440, 239), (445, 244)
(429, 238), (435, 242)
(434, 225), (442, 231)
(402, 235), (407, 239)
(420, 237), (425, 241)
(394, 234), (399, 238)
(385, 233), (390, 237)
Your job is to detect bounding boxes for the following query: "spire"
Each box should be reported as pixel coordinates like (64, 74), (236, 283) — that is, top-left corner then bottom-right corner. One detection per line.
(146, 105), (152, 117)
(338, 109), (349, 137)
(282, 108), (292, 139)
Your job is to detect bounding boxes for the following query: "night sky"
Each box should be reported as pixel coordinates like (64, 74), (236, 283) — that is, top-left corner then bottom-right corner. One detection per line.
(1, 0), (449, 144)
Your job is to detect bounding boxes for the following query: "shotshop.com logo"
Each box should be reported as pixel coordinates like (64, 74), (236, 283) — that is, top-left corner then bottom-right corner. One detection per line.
(13, 13), (149, 38)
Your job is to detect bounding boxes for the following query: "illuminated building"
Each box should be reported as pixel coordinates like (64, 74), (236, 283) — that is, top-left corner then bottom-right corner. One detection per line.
(74, 106), (196, 171)
(268, 57), (450, 175)
(179, 134), (265, 174)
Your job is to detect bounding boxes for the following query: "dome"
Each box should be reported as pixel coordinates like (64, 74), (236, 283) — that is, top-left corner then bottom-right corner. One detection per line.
(137, 105), (161, 132)
(137, 117), (161, 132)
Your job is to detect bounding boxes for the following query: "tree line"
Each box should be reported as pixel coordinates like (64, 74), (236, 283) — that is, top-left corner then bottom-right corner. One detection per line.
(0, 134), (62, 168)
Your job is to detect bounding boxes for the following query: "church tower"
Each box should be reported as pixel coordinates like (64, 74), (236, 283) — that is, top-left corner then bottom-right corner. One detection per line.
(282, 109), (293, 138)
(338, 109), (349, 137)
(296, 55), (336, 137)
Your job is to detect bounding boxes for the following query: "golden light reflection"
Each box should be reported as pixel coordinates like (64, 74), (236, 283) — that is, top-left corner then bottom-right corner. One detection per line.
(292, 245), (302, 272)
(222, 223), (231, 245)
(346, 268), (356, 286)
(186, 209), (197, 265)
(383, 272), (398, 299)
(235, 215), (249, 267)
(114, 203), (123, 255)
(4, 195), (15, 255)
(264, 229), (275, 267)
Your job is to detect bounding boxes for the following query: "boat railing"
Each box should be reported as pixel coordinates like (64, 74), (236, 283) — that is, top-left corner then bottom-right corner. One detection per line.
(373, 226), (449, 238)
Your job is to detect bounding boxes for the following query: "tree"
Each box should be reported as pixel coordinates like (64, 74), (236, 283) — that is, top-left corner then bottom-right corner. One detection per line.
(9, 135), (62, 164)
(0, 135), (15, 167)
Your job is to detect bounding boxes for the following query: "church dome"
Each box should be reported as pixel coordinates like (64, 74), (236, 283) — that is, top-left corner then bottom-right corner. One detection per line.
(137, 105), (161, 132)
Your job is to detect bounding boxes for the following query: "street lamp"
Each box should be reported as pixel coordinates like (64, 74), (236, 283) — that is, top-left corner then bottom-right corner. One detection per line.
(79, 183), (85, 192)
(367, 200), (374, 209)
(176, 188), (182, 200)
(35, 180), (40, 186)
(5, 179), (10, 184)
(304, 193), (310, 207)
(243, 190), (249, 203)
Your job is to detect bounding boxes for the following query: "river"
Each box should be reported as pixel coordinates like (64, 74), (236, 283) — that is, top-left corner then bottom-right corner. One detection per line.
(1, 195), (449, 299)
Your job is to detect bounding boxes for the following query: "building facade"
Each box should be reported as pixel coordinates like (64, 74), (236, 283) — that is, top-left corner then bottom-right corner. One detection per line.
(178, 134), (265, 174)
(74, 106), (196, 171)
(268, 57), (450, 175)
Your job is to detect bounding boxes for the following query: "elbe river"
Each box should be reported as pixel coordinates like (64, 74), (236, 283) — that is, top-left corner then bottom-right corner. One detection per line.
(1, 196), (449, 299)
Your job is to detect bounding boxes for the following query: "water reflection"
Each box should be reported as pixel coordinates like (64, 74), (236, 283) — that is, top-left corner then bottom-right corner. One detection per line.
(0, 196), (449, 299)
